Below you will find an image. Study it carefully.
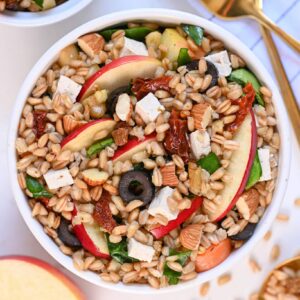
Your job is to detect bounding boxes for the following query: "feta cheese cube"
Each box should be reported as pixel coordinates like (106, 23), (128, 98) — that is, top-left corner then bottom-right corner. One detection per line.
(190, 130), (211, 160)
(55, 75), (82, 103)
(119, 37), (148, 57)
(43, 168), (74, 190)
(148, 186), (178, 221)
(258, 148), (272, 181)
(135, 92), (165, 123)
(205, 50), (232, 77)
(128, 238), (155, 262)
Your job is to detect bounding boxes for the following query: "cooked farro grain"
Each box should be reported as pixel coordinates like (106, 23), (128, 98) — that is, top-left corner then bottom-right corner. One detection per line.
(200, 282), (210, 296)
(218, 273), (232, 285)
(270, 245), (281, 261)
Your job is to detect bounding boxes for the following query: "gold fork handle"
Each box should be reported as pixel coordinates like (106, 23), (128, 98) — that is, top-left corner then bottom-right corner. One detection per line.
(260, 26), (300, 145)
(252, 9), (300, 53)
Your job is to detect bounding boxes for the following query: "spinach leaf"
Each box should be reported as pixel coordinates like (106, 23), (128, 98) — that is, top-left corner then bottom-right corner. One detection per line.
(163, 249), (191, 285)
(133, 162), (144, 171)
(87, 137), (113, 158)
(33, 0), (44, 8)
(106, 235), (138, 264)
(99, 27), (153, 42)
(182, 24), (204, 45)
(26, 175), (52, 199)
(246, 151), (262, 190)
(177, 48), (191, 67)
(197, 152), (221, 174)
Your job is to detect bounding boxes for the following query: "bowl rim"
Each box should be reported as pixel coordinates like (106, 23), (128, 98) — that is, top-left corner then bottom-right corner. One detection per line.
(0, 0), (92, 27)
(8, 8), (291, 294)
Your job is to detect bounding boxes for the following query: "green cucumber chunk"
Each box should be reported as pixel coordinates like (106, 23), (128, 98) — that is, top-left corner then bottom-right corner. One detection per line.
(246, 151), (262, 190)
(181, 24), (204, 46)
(99, 27), (153, 42)
(26, 175), (52, 199)
(106, 235), (138, 264)
(87, 137), (113, 158)
(177, 48), (191, 67)
(197, 152), (221, 174)
(163, 249), (191, 285)
(228, 68), (264, 106)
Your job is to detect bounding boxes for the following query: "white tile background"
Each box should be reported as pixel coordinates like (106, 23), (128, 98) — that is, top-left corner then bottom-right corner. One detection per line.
(0, 1), (299, 299)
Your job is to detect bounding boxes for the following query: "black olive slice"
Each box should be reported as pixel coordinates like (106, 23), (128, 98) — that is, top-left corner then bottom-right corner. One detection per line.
(119, 170), (155, 205)
(106, 85), (131, 116)
(185, 60), (219, 90)
(57, 219), (81, 248)
(229, 223), (257, 241)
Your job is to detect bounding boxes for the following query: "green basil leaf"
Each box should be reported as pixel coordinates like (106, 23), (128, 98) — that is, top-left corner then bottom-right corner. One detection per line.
(177, 48), (191, 67)
(197, 152), (221, 174)
(87, 137), (113, 158)
(246, 151), (262, 190)
(99, 27), (153, 42)
(33, 0), (44, 8)
(26, 175), (52, 199)
(182, 24), (204, 45)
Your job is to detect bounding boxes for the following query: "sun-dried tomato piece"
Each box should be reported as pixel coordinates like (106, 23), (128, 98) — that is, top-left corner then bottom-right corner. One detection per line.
(132, 76), (172, 100)
(164, 110), (190, 163)
(93, 190), (116, 233)
(33, 110), (47, 138)
(39, 197), (50, 207)
(226, 83), (255, 133)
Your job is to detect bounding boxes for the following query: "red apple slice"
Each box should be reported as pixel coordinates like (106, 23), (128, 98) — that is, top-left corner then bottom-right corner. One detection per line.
(61, 118), (116, 152)
(0, 256), (85, 300)
(150, 196), (203, 239)
(82, 169), (109, 186)
(204, 111), (257, 221)
(77, 55), (161, 101)
(112, 133), (156, 163)
(72, 208), (110, 259)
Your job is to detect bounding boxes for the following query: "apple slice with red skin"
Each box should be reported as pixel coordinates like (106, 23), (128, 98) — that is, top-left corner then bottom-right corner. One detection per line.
(77, 55), (161, 101)
(204, 111), (257, 221)
(0, 256), (85, 300)
(72, 208), (110, 259)
(150, 196), (203, 239)
(112, 133), (156, 163)
(61, 118), (116, 152)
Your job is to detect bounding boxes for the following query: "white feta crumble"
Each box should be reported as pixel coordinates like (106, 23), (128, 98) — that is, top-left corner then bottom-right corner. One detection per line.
(128, 238), (155, 262)
(119, 37), (148, 57)
(43, 168), (74, 190)
(135, 92), (165, 123)
(258, 148), (272, 182)
(148, 186), (178, 221)
(55, 75), (82, 103)
(190, 130), (211, 160)
(205, 50), (232, 77)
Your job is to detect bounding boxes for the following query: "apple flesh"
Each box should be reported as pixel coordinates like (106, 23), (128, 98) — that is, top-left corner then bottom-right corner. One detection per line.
(72, 208), (110, 259)
(0, 256), (84, 300)
(77, 55), (161, 101)
(61, 118), (116, 152)
(112, 133), (156, 163)
(150, 196), (203, 239)
(204, 111), (257, 221)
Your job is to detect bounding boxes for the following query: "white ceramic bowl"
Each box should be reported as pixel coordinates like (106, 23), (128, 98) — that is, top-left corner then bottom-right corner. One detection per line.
(8, 9), (291, 294)
(0, 0), (92, 27)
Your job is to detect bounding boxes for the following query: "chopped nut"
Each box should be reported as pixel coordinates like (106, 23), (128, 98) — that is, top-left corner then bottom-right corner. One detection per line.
(236, 189), (259, 220)
(112, 127), (129, 146)
(179, 224), (203, 250)
(188, 162), (202, 195)
(115, 93), (132, 122)
(78, 33), (105, 58)
(160, 163), (178, 186)
(191, 102), (212, 130)
(63, 115), (86, 133)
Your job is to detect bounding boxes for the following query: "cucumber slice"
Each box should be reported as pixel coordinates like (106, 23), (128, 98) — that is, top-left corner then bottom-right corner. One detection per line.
(181, 24), (204, 46)
(99, 27), (153, 42)
(228, 68), (264, 106)
(245, 151), (262, 190)
(197, 152), (221, 174)
(177, 48), (191, 67)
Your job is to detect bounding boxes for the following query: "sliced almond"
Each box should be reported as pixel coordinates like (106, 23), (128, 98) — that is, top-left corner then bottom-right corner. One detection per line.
(63, 115), (86, 134)
(188, 162), (202, 195)
(236, 189), (259, 220)
(58, 44), (79, 66)
(82, 168), (109, 186)
(116, 93), (132, 122)
(191, 103), (212, 130)
(179, 224), (203, 250)
(78, 33), (105, 58)
(160, 163), (179, 186)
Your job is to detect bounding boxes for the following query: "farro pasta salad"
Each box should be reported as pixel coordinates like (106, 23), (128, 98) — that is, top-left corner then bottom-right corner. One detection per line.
(0, 0), (67, 12)
(16, 22), (280, 288)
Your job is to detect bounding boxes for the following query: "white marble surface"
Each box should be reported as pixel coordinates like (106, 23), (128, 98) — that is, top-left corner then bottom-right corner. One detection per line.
(0, 1), (299, 299)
